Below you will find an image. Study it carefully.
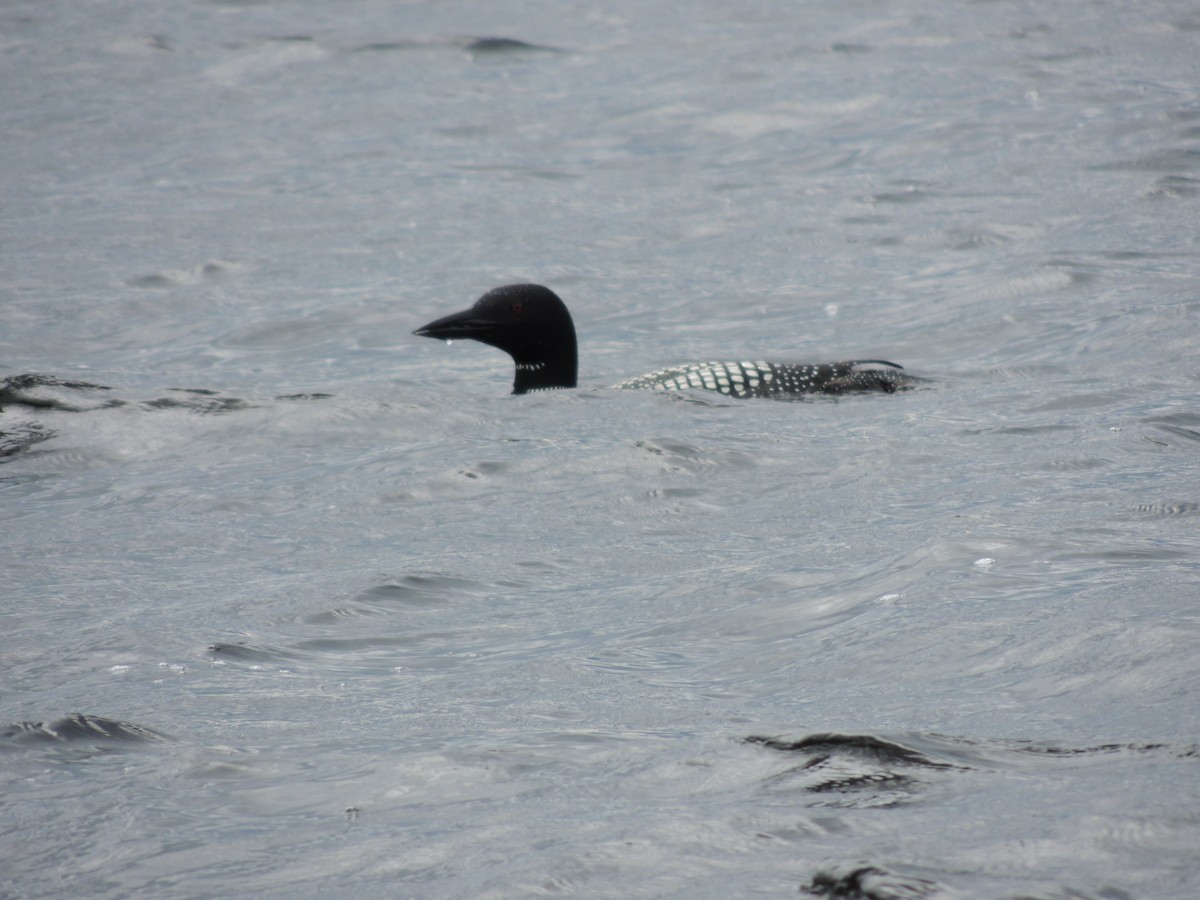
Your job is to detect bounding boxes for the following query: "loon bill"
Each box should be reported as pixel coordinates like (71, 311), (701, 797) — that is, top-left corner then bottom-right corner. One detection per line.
(413, 283), (915, 397)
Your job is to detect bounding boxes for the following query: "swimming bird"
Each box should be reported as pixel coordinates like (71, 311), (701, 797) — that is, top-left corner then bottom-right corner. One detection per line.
(414, 284), (914, 398)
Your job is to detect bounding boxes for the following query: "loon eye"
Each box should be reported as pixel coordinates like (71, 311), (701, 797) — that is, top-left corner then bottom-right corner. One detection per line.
(511, 303), (523, 317)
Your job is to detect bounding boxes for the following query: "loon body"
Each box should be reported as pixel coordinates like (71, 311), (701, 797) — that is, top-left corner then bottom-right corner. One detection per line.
(414, 284), (913, 398)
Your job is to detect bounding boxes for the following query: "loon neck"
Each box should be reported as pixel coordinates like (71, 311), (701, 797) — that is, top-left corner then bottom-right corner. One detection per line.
(511, 338), (577, 394)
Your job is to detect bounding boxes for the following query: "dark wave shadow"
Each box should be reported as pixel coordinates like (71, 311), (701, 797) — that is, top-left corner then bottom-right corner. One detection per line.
(747, 733), (962, 771)
(0, 421), (53, 458)
(1, 713), (171, 748)
(0, 373), (332, 461)
(745, 733), (962, 809)
(1145, 413), (1200, 447)
(801, 864), (939, 899)
(207, 641), (307, 667)
(466, 36), (563, 55)
(746, 731), (1193, 788)
(749, 730), (1194, 897)
(349, 35), (565, 56)
(0, 374), (119, 412)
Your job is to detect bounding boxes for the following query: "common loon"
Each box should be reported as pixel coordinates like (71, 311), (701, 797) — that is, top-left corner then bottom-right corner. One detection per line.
(414, 284), (914, 398)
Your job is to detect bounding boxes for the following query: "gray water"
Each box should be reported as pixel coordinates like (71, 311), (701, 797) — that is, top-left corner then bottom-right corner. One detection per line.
(3, 0), (1199, 897)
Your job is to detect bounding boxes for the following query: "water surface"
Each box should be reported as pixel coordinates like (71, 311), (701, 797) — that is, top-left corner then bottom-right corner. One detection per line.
(2, 1), (1199, 897)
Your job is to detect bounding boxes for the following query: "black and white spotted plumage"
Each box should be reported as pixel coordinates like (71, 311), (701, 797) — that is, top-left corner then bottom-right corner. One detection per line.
(615, 359), (907, 397)
(414, 284), (915, 397)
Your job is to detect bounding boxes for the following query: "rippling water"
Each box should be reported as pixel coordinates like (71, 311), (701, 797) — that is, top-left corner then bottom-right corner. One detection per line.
(3, 1), (1199, 897)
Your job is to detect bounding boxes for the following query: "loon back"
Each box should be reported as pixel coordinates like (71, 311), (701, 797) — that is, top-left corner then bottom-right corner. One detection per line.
(615, 359), (907, 397)
(414, 284), (913, 397)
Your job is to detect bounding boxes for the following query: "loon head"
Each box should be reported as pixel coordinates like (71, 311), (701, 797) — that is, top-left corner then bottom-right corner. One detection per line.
(414, 284), (578, 394)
